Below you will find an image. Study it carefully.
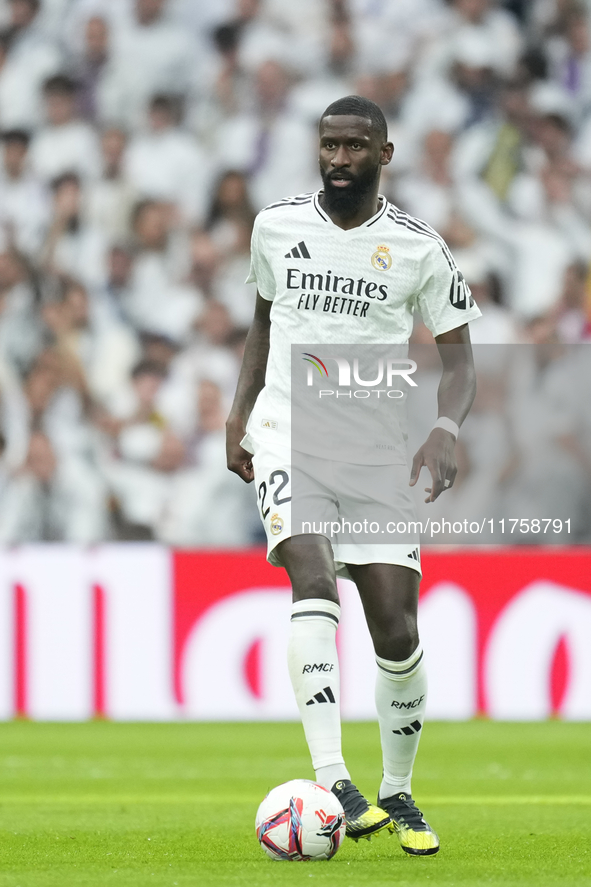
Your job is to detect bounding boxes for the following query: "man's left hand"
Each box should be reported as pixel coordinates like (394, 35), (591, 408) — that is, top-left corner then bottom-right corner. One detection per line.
(409, 427), (457, 502)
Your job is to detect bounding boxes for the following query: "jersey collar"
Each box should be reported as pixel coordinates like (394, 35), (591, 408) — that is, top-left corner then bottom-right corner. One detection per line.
(313, 190), (389, 229)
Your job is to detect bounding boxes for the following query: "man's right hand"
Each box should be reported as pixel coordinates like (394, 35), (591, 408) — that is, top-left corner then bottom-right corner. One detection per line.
(226, 418), (254, 483)
(225, 293), (271, 483)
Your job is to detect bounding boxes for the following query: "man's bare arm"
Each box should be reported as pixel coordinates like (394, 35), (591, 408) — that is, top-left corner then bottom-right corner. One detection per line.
(410, 323), (477, 502)
(226, 293), (272, 482)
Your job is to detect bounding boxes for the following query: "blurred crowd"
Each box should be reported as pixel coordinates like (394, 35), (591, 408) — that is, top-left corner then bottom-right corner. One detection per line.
(0, 0), (590, 545)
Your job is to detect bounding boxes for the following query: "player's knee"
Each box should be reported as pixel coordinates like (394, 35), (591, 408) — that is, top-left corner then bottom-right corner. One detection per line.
(292, 572), (339, 604)
(371, 622), (419, 662)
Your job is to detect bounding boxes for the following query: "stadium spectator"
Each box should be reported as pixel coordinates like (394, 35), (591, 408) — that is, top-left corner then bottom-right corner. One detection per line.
(452, 77), (534, 197)
(396, 129), (457, 231)
(68, 14), (113, 123)
(170, 297), (240, 403)
(0, 0), (61, 129)
(555, 260), (589, 342)
(96, 242), (135, 325)
(0, 428), (108, 542)
(0, 129), (50, 256)
(401, 28), (499, 151)
(100, 357), (185, 538)
(103, 0), (200, 127)
(124, 93), (212, 225)
(189, 20), (248, 140)
(41, 276), (139, 409)
(500, 314), (591, 540)
(214, 58), (316, 207)
(545, 4), (591, 119)
(443, 0), (523, 77)
(187, 229), (220, 299)
(460, 260), (521, 344)
(206, 170), (255, 244)
(204, 170), (256, 325)
(41, 171), (107, 288)
(86, 126), (137, 240)
(124, 198), (201, 341)
(0, 249), (42, 374)
(30, 74), (101, 182)
(160, 376), (257, 547)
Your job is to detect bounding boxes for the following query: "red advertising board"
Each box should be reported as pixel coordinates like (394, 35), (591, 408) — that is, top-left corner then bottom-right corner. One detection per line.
(0, 546), (589, 720)
(173, 548), (591, 721)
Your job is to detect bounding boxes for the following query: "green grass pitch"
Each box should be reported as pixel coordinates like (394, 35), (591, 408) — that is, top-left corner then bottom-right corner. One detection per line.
(0, 721), (589, 887)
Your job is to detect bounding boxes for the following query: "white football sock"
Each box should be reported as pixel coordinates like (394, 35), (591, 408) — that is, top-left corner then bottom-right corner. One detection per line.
(287, 599), (350, 789)
(375, 645), (427, 798)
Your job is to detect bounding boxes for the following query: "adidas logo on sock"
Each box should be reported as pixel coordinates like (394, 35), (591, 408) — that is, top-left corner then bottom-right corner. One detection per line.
(285, 240), (311, 259)
(407, 549), (420, 561)
(392, 720), (422, 735)
(305, 686), (336, 705)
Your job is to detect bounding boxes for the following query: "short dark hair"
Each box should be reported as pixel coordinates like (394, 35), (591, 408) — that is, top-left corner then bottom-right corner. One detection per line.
(543, 113), (573, 135)
(0, 30), (13, 53)
(139, 331), (179, 350)
(43, 74), (77, 96)
(50, 171), (80, 191)
(212, 22), (241, 54)
(131, 198), (161, 227)
(1, 128), (30, 146)
(149, 93), (183, 123)
(320, 95), (388, 142)
(131, 359), (167, 380)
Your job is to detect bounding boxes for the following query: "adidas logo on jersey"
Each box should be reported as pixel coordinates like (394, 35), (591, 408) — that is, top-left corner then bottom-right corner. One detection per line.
(407, 549), (420, 561)
(305, 686), (336, 705)
(285, 240), (311, 259)
(392, 720), (422, 735)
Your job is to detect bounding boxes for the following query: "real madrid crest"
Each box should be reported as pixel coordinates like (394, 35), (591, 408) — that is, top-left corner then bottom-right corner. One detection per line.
(270, 513), (284, 535)
(371, 245), (392, 271)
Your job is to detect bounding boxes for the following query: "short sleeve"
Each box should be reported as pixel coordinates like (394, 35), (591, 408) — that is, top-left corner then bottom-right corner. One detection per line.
(245, 215), (276, 301)
(416, 240), (482, 337)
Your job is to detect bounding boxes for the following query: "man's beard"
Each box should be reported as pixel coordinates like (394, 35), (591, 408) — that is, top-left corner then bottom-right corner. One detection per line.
(320, 164), (380, 217)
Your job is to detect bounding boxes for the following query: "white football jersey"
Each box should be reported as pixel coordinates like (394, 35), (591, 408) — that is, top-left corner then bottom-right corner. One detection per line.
(243, 190), (481, 461)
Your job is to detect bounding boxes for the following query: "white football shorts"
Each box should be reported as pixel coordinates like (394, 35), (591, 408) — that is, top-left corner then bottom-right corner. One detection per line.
(249, 439), (421, 579)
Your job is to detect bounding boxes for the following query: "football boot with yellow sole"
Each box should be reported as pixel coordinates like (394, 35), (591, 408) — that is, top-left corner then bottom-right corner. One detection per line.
(331, 780), (392, 841)
(377, 791), (439, 855)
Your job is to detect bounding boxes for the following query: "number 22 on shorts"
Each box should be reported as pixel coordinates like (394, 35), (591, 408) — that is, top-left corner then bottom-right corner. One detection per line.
(258, 469), (291, 521)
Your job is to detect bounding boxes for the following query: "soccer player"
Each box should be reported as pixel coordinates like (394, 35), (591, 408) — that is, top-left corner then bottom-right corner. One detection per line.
(226, 95), (481, 855)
